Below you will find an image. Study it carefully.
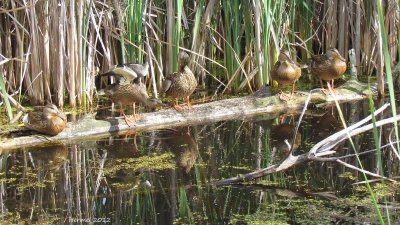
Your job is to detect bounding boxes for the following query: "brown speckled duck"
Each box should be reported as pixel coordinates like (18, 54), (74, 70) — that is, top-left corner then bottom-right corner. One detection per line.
(162, 51), (197, 111)
(309, 48), (347, 94)
(23, 104), (67, 136)
(100, 79), (163, 126)
(271, 50), (302, 101)
(99, 61), (163, 126)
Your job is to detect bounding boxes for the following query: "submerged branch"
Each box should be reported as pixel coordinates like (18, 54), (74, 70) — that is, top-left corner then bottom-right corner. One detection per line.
(336, 159), (396, 182)
(212, 102), (397, 186)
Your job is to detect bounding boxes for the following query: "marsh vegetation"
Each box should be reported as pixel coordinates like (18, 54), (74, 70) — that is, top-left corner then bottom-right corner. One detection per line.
(0, 1), (400, 224)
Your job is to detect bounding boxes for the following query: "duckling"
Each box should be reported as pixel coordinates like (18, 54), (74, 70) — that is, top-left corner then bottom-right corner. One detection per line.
(23, 103), (67, 136)
(162, 51), (197, 111)
(309, 48), (347, 95)
(271, 50), (302, 101)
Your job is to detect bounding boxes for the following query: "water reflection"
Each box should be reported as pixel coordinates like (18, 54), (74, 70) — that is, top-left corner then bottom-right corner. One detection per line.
(100, 133), (143, 192)
(0, 100), (399, 224)
(270, 118), (302, 161)
(160, 127), (199, 173)
(29, 143), (68, 172)
(313, 105), (343, 137)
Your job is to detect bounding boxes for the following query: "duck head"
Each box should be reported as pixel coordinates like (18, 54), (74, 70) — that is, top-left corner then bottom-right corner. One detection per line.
(327, 48), (346, 62)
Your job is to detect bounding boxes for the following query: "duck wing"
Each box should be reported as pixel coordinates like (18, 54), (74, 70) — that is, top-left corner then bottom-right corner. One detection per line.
(310, 54), (330, 67)
(100, 65), (138, 85)
(124, 61), (149, 79)
(162, 72), (176, 93)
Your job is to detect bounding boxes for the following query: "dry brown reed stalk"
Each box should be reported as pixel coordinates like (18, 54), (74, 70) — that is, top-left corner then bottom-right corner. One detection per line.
(0, 0), (399, 117)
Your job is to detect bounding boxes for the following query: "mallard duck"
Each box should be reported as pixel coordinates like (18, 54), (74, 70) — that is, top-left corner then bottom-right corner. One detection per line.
(309, 48), (347, 94)
(100, 79), (163, 126)
(162, 51), (197, 111)
(98, 62), (162, 126)
(23, 103), (67, 136)
(271, 50), (302, 101)
(99, 61), (163, 126)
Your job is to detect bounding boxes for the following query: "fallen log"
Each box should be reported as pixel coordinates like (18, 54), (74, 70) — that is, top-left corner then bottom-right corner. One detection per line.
(0, 80), (372, 150)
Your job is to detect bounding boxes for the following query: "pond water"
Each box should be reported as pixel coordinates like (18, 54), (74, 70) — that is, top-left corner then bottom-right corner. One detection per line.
(1, 99), (399, 224)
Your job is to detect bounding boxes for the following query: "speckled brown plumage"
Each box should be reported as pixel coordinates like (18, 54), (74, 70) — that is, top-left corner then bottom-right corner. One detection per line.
(271, 51), (301, 101)
(309, 48), (347, 94)
(23, 104), (67, 136)
(105, 82), (149, 107)
(162, 51), (197, 111)
(102, 80), (162, 126)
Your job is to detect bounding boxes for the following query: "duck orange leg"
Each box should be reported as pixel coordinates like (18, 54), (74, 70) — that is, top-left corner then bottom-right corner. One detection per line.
(120, 109), (133, 127)
(320, 79), (330, 95)
(171, 99), (183, 111)
(124, 103), (140, 127)
(330, 80), (338, 94)
(185, 96), (194, 109)
(289, 83), (296, 99)
(278, 83), (291, 101)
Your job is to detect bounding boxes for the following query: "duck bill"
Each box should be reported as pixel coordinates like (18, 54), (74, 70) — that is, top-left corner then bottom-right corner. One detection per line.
(59, 112), (67, 121)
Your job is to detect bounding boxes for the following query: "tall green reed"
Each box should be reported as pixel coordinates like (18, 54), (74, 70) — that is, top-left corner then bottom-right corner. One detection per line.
(173, 0), (183, 72)
(329, 83), (384, 224)
(127, 0), (145, 63)
(376, 0), (400, 154)
(178, 187), (193, 224)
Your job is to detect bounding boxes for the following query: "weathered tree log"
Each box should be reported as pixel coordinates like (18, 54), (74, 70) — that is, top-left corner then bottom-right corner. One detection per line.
(0, 80), (372, 150)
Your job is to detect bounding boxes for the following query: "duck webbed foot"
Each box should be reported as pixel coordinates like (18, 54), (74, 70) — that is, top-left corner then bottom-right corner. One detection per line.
(123, 115), (137, 127)
(171, 99), (183, 111)
(321, 88), (330, 95)
(279, 91), (291, 101)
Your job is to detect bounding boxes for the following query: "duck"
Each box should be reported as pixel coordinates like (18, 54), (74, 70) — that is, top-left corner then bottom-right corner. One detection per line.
(99, 61), (163, 126)
(271, 50), (302, 101)
(162, 51), (197, 111)
(23, 103), (67, 136)
(309, 48), (347, 95)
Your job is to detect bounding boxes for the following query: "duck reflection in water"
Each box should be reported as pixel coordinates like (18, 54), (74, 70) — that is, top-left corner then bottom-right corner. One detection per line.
(160, 127), (199, 173)
(29, 144), (68, 172)
(313, 105), (342, 138)
(270, 116), (302, 161)
(100, 132), (144, 192)
(102, 131), (141, 158)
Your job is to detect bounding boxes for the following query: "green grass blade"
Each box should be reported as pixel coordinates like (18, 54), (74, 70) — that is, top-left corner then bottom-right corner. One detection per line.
(0, 72), (13, 120)
(328, 83), (384, 225)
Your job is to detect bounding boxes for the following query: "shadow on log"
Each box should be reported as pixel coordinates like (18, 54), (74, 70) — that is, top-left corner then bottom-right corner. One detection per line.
(0, 80), (372, 150)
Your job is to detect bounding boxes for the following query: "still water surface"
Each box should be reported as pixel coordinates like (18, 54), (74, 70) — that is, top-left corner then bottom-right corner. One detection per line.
(1, 100), (399, 224)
